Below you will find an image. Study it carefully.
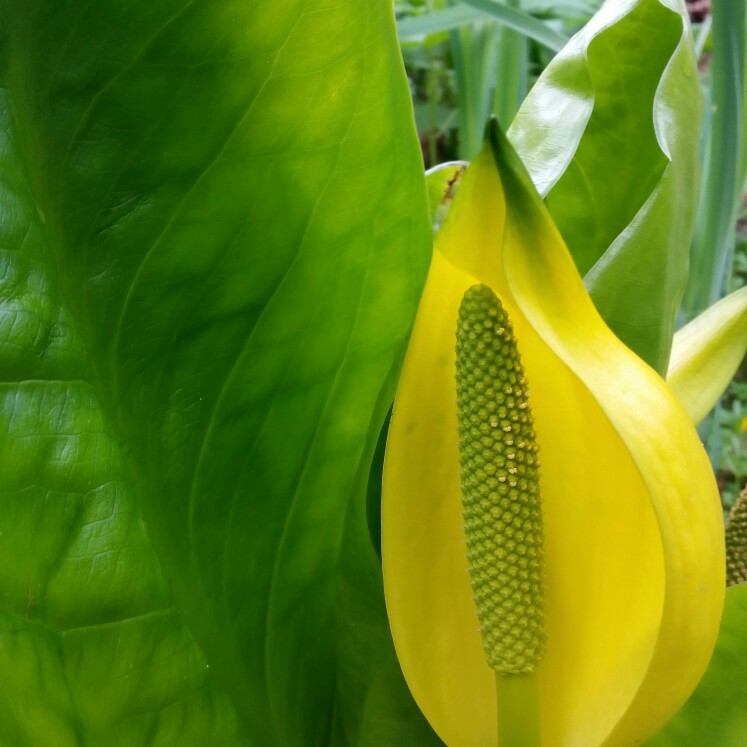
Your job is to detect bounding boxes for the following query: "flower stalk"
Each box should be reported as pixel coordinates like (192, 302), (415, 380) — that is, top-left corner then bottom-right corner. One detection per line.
(495, 672), (541, 747)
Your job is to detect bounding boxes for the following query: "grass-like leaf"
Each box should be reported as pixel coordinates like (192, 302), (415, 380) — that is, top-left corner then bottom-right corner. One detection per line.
(398, 2), (568, 51)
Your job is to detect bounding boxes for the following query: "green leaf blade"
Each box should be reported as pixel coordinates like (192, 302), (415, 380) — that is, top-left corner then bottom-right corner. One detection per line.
(0, 89), (246, 745)
(681, 0), (746, 320)
(510, 0), (702, 373)
(397, 2), (568, 51)
(2, 0), (434, 743)
(461, 0), (568, 51)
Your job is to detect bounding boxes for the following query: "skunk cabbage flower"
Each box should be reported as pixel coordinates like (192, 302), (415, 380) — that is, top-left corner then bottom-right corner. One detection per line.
(382, 123), (724, 746)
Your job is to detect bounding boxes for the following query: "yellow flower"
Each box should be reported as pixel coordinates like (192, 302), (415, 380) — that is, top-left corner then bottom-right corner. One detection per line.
(382, 122), (725, 746)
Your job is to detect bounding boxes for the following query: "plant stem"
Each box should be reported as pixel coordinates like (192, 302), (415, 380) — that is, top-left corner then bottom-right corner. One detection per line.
(495, 671), (541, 747)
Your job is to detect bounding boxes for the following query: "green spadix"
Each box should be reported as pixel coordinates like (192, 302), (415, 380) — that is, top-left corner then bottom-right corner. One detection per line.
(456, 284), (545, 676)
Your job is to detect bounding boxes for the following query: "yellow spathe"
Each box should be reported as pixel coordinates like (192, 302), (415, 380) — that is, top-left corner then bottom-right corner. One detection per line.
(667, 286), (747, 426)
(382, 122), (724, 747)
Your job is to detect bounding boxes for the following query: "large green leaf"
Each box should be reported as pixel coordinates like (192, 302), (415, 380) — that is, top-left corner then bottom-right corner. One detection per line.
(646, 583), (747, 746)
(0, 89), (245, 747)
(0, 0), (434, 744)
(509, 0), (701, 373)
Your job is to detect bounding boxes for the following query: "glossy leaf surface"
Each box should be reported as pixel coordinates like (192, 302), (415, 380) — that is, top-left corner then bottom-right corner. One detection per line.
(0, 0), (434, 743)
(509, 0), (700, 373)
(0, 89), (246, 746)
